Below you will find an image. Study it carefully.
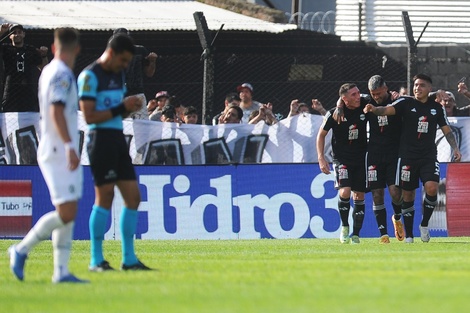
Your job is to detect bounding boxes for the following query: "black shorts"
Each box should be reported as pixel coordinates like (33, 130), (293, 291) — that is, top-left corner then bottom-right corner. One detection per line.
(333, 160), (367, 192)
(86, 129), (136, 186)
(366, 152), (399, 190)
(396, 158), (440, 191)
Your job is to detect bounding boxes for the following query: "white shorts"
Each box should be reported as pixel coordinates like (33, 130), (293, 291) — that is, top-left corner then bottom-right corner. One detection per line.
(39, 155), (83, 206)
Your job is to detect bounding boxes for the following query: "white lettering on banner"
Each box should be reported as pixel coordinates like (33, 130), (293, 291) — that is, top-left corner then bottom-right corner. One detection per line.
(106, 173), (349, 240)
(0, 197), (32, 216)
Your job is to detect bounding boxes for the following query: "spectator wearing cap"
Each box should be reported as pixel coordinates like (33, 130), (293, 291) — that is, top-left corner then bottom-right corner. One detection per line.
(148, 91), (170, 121)
(212, 92), (241, 125)
(237, 82), (262, 123)
(113, 28), (158, 120)
(440, 90), (470, 117)
(0, 23), (48, 112)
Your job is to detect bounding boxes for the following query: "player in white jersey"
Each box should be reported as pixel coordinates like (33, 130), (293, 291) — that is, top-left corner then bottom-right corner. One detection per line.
(7, 28), (88, 283)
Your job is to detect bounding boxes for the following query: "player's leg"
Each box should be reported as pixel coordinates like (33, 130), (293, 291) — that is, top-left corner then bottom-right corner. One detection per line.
(351, 191), (365, 243)
(89, 183), (115, 271)
(419, 161), (440, 242)
(367, 154), (389, 242)
(372, 189), (389, 243)
(334, 161), (352, 243)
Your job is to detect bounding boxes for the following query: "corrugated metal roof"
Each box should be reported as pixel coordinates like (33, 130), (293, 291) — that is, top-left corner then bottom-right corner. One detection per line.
(0, 0), (297, 33)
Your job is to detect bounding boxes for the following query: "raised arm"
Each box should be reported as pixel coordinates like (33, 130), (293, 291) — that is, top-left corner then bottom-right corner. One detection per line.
(363, 103), (396, 115)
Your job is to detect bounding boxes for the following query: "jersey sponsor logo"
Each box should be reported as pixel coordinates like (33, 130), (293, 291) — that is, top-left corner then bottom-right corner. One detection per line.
(338, 164), (348, 180)
(377, 116), (388, 127)
(348, 124), (359, 141)
(368, 165), (378, 182)
(108, 79), (119, 89)
(417, 116), (429, 137)
(401, 165), (411, 182)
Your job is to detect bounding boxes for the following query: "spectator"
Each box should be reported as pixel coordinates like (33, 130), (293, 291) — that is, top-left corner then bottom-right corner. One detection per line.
(168, 95), (184, 123)
(212, 92), (241, 125)
(399, 86), (409, 96)
(439, 91), (469, 117)
(0, 23), (48, 112)
(237, 82), (262, 123)
(219, 104), (243, 124)
(148, 90), (170, 121)
(287, 99), (326, 119)
(113, 28), (157, 120)
(183, 106), (198, 124)
(248, 103), (277, 125)
(160, 104), (176, 123)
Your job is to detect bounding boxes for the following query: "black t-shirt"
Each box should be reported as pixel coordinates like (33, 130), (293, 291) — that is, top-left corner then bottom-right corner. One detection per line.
(322, 98), (368, 165)
(1, 43), (42, 112)
(363, 93), (402, 155)
(124, 45), (149, 95)
(392, 96), (449, 159)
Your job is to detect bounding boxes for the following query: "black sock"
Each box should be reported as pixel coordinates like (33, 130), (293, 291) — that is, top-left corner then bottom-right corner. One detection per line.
(338, 197), (350, 226)
(373, 203), (388, 236)
(392, 199), (403, 220)
(352, 200), (365, 236)
(421, 194), (437, 227)
(402, 201), (415, 238)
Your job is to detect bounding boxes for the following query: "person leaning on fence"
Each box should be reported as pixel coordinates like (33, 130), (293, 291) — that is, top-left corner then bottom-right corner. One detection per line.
(316, 83), (369, 244)
(0, 23), (49, 112)
(363, 73), (462, 243)
(237, 82), (262, 123)
(219, 104), (243, 124)
(148, 90), (170, 121)
(112, 28), (157, 120)
(77, 33), (151, 271)
(212, 92), (241, 125)
(8, 27), (88, 283)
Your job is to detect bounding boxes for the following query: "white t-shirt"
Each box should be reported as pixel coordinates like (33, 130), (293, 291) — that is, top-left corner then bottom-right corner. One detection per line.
(241, 100), (262, 124)
(37, 59), (79, 160)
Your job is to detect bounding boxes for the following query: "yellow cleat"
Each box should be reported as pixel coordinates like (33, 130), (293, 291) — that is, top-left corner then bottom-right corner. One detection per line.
(392, 216), (405, 241)
(379, 234), (390, 244)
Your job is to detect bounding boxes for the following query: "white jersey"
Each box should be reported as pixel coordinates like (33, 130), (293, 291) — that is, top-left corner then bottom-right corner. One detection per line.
(37, 59), (82, 205)
(37, 59), (79, 159)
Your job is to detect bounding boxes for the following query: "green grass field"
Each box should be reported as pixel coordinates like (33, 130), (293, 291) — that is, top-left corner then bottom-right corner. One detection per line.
(1, 238), (470, 313)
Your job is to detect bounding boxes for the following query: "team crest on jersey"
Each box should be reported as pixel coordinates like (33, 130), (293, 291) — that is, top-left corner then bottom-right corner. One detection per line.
(360, 114), (366, 121)
(430, 109), (436, 115)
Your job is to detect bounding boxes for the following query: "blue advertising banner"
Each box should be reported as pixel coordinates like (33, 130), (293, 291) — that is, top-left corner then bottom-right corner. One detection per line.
(0, 164), (448, 240)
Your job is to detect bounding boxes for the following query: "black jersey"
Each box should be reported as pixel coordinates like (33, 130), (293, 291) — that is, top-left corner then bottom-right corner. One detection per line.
(1, 44), (42, 112)
(322, 99), (368, 165)
(364, 93), (402, 155)
(392, 96), (449, 159)
(124, 45), (149, 96)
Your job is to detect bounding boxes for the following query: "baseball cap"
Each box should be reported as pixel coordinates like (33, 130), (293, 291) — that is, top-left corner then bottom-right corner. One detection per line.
(113, 28), (130, 36)
(445, 91), (456, 101)
(9, 24), (24, 33)
(154, 91), (170, 100)
(237, 83), (253, 93)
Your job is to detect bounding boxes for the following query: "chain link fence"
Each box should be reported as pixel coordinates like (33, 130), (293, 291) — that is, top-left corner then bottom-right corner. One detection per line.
(1, 28), (410, 165)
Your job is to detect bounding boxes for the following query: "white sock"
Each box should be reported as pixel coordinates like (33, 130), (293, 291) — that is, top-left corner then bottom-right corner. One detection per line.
(16, 211), (64, 255)
(52, 221), (74, 279)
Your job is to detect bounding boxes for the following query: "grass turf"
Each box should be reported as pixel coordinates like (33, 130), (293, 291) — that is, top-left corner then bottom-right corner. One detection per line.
(1, 238), (470, 313)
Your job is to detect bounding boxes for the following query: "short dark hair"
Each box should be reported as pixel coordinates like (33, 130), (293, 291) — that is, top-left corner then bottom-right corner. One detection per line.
(225, 92), (241, 103)
(107, 34), (135, 55)
(228, 104), (243, 120)
(413, 73), (432, 85)
(54, 27), (80, 49)
(183, 106), (198, 116)
(162, 105), (176, 118)
(339, 83), (357, 97)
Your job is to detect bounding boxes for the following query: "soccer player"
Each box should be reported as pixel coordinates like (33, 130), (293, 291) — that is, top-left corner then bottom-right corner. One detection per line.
(8, 28), (87, 283)
(317, 83), (368, 244)
(364, 74), (462, 242)
(364, 75), (404, 243)
(77, 34), (151, 271)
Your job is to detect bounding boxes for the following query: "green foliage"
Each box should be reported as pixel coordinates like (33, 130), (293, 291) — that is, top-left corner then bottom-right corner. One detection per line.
(1, 238), (470, 313)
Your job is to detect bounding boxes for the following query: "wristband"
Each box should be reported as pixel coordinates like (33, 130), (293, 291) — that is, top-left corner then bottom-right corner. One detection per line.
(64, 141), (74, 152)
(110, 103), (126, 117)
